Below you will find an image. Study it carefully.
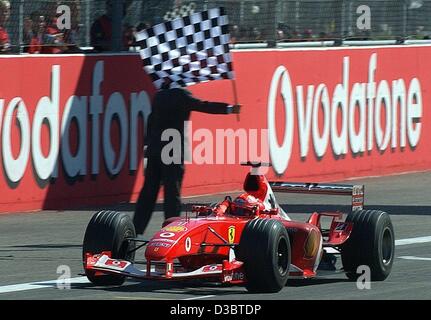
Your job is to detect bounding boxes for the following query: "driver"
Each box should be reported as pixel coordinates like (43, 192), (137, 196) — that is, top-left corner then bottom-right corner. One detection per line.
(229, 193), (265, 217)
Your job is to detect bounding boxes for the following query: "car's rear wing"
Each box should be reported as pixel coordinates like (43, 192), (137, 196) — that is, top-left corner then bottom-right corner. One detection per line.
(269, 181), (364, 211)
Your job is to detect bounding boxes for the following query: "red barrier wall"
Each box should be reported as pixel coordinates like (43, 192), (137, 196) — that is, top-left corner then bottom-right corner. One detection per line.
(0, 46), (430, 212)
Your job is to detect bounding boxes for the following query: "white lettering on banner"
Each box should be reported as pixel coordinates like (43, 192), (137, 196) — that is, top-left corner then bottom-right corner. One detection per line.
(367, 53), (377, 151)
(312, 83), (330, 158)
(268, 66), (294, 175)
(130, 92), (152, 171)
(90, 61), (104, 175)
(2, 98), (31, 183)
(392, 79), (406, 149)
(103, 92), (128, 175)
(61, 96), (87, 177)
(267, 53), (423, 175)
(375, 80), (391, 151)
(349, 83), (366, 154)
(0, 62), (152, 184)
(331, 58), (349, 156)
(32, 65), (60, 180)
(296, 85), (314, 158)
(407, 78), (422, 147)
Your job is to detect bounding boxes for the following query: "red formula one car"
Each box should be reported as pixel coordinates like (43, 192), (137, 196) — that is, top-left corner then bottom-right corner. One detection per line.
(82, 163), (395, 293)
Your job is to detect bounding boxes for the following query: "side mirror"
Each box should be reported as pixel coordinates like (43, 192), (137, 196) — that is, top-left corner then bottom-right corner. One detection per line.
(192, 205), (212, 216)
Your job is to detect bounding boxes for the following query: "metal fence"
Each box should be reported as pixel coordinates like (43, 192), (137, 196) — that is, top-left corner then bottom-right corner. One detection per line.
(1, 0), (430, 54)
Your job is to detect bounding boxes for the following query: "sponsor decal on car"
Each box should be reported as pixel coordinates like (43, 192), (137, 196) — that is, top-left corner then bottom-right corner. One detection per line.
(148, 242), (172, 248)
(202, 265), (223, 272)
(224, 271), (245, 282)
(159, 232), (176, 238)
(150, 238), (176, 243)
(228, 226), (235, 244)
(104, 259), (128, 269)
(185, 237), (192, 252)
(163, 225), (187, 232)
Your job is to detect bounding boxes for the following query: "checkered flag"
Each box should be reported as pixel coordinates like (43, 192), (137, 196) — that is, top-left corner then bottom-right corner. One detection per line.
(163, 3), (196, 22)
(136, 7), (234, 89)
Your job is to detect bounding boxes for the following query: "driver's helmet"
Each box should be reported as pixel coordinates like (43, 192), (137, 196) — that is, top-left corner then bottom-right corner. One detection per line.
(230, 193), (264, 217)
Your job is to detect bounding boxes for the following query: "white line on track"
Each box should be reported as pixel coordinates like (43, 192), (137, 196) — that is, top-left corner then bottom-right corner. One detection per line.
(398, 256), (431, 261)
(0, 235), (430, 296)
(0, 276), (89, 294)
(395, 236), (431, 246)
(182, 295), (216, 300)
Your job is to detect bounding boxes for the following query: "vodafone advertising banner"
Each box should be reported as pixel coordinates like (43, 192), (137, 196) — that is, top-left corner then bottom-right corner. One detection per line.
(0, 54), (155, 212)
(0, 46), (429, 212)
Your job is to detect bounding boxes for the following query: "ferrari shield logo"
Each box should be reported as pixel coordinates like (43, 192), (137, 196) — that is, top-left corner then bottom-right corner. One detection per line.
(228, 226), (235, 244)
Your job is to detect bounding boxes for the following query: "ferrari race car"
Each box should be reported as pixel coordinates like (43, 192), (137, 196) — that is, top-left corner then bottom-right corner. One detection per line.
(82, 163), (395, 293)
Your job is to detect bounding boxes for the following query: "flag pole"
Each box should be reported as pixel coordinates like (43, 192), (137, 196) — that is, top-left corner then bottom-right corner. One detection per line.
(231, 79), (240, 122)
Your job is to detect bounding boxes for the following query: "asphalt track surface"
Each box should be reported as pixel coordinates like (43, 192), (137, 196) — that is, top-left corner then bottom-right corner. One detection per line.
(1, 171), (431, 300)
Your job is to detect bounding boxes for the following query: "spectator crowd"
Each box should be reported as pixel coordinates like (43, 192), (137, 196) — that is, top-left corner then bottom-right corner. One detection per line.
(0, 0), (10, 53)
(1, 0), (429, 54)
(0, 0), (345, 54)
(0, 0), (139, 54)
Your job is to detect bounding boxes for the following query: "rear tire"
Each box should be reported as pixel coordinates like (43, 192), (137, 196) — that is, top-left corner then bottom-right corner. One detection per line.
(341, 209), (394, 281)
(237, 219), (290, 293)
(82, 210), (136, 286)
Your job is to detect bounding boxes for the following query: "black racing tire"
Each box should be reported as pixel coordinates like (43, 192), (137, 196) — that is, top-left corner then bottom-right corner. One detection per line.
(237, 219), (290, 293)
(82, 210), (136, 286)
(341, 209), (395, 281)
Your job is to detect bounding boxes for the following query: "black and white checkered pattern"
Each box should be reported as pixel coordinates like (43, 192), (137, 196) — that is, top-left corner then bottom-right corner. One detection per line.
(136, 7), (234, 90)
(163, 3), (196, 22)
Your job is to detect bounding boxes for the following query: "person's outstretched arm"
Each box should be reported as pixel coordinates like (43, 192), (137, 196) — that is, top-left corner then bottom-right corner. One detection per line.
(182, 89), (241, 114)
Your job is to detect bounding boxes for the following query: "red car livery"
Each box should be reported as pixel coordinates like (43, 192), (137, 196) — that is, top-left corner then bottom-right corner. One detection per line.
(83, 163), (394, 293)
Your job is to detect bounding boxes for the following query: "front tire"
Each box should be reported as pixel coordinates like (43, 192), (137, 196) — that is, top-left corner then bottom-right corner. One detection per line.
(82, 210), (136, 286)
(341, 209), (394, 281)
(237, 219), (290, 293)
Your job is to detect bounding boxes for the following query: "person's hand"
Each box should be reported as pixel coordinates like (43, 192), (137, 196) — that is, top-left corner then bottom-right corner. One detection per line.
(232, 104), (241, 114)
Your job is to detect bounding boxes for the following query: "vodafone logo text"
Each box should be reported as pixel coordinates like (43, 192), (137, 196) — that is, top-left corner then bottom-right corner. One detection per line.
(0, 61), (151, 184)
(267, 53), (423, 175)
